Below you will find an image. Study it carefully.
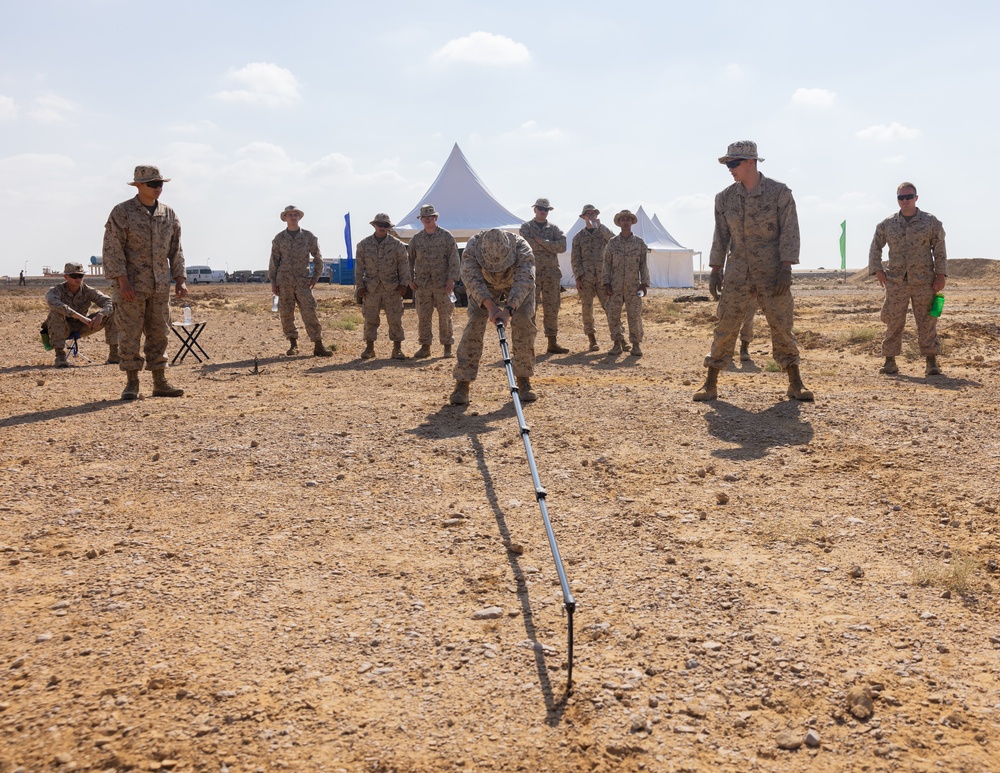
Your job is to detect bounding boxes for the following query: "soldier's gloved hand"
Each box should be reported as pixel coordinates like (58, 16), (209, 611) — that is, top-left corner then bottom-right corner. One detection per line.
(774, 265), (792, 296)
(708, 269), (723, 300)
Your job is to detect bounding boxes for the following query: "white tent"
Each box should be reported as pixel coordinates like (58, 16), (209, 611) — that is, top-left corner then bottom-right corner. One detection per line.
(394, 144), (523, 241)
(558, 206), (695, 288)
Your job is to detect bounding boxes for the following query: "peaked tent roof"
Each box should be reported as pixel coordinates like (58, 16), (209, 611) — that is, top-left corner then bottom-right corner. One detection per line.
(393, 144), (523, 240)
(634, 206), (690, 251)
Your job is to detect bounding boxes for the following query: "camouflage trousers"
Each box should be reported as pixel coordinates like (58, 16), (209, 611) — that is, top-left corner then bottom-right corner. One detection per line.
(534, 262), (563, 338)
(362, 286), (405, 342)
(705, 285), (799, 370)
(740, 298), (757, 342)
(277, 280), (323, 342)
(577, 278), (606, 338)
(605, 290), (644, 344)
(454, 295), (537, 382)
(415, 286), (454, 346)
(45, 309), (116, 349)
(111, 290), (170, 372)
(880, 278), (939, 357)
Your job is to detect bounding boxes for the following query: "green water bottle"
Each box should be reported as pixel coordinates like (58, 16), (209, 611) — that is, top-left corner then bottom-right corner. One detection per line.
(929, 293), (945, 318)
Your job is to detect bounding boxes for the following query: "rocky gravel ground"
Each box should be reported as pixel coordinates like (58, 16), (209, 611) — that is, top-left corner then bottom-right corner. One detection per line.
(1, 265), (999, 772)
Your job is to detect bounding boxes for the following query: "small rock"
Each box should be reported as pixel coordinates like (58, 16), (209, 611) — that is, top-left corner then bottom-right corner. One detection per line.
(36, 633), (53, 643)
(986, 559), (998, 573)
(473, 606), (503, 620)
(702, 640), (723, 652)
(442, 518), (464, 527)
(846, 684), (874, 720)
(629, 715), (651, 734)
(776, 729), (804, 750)
(305, 480), (318, 488)
(505, 542), (524, 555)
(849, 566), (864, 579)
(151, 452), (160, 462)
(804, 728), (821, 748)
(85, 548), (98, 559)
(716, 492), (730, 505)
(684, 702), (708, 719)
(723, 473), (739, 482)
(250, 440), (259, 448)
(684, 658), (699, 670)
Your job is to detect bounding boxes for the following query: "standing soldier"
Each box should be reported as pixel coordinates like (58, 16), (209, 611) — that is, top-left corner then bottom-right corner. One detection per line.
(602, 210), (649, 357)
(450, 229), (537, 405)
(103, 165), (187, 400)
(43, 261), (117, 367)
(571, 204), (613, 351)
(269, 205), (333, 357)
(408, 204), (460, 359)
(694, 141), (813, 402)
(520, 197), (568, 354)
(868, 182), (947, 377)
(356, 213), (411, 360)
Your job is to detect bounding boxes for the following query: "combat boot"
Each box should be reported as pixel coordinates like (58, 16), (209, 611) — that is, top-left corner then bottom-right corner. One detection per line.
(121, 370), (140, 401)
(621, 340), (632, 352)
(629, 342), (643, 358)
(286, 338), (298, 356)
(786, 364), (814, 401)
(588, 333), (599, 352)
(54, 348), (69, 368)
(740, 341), (751, 362)
(443, 345), (453, 358)
(546, 336), (569, 354)
(879, 356), (898, 375)
(925, 356), (941, 376)
(413, 344), (431, 359)
(106, 344), (120, 365)
(517, 377), (538, 402)
(609, 339), (624, 355)
(313, 340), (333, 357)
(360, 341), (376, 360)
(449, 380), (471, 405)
(152, 369), (184, 397)
(391, 342), (408, 360)
(693, 366), (720, 402)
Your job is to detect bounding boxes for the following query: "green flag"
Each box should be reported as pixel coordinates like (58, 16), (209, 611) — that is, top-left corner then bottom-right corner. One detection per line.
(839, 220), (847, 271)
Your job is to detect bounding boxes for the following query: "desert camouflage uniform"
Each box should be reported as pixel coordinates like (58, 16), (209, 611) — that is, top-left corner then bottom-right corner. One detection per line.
(356, 233), (411, 343)
(44, 281), (116, 348)
(454, 232), (536, 382)
(409, 227), (460, 347)
(571, 224), (613, 337)
(705, 175), (801, 370)
(602, 234), (650, 345)
(103, 196), (184, 372)
(740, 298), (757, 343)
(270, 229), (325, 343)
(868, 209), (947, 357)
(519, 219), (566, 338)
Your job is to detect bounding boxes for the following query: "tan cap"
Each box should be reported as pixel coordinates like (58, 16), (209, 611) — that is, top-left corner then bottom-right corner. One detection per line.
(475, 229), (518, 273)
(718, 140), (764, 164)
(63, 262), (85, 275)
(280, 205), (304, 221)
(419, 204), (439, 218)
(128, 165), (170, 185)
(532, 197), (553, 211)
(613, 209), (638, 226)
(579, 204), (600, 218)
(370, 213), (394, 227)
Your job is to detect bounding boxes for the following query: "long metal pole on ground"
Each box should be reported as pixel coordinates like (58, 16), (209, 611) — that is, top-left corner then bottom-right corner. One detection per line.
(495, 321), (576, 690)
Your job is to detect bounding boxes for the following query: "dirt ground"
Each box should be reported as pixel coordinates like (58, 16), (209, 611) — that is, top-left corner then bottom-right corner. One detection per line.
(2, 263), (999, 773)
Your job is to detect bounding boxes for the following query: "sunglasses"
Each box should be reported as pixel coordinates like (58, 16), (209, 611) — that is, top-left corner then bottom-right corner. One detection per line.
(897, 193), (916, 201)
(68, 274), (85, 279)
(725, 158), (746, 169)
(534, 206), (552, 212)
(374, 222), (391, 228)
(143, 180), (165, 188)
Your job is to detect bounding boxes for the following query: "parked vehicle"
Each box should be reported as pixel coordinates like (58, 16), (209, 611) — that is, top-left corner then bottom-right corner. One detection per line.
(249, 270), (269, 284)
(185, 265), (227, 284)
(230, 270), (253, 283)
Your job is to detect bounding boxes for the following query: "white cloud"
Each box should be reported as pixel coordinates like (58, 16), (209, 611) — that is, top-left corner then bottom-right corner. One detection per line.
(27, 94), (78, 124)
(215, 63), (301, 108)
(431, 32), (531, 66)
(723, 63), (747, 80)
(501, 119), (565, 142)
(791, 87), (836, 109)
(855, 122), (921, 142)
(0, 95), (17, 122)
(167, 119), (218, 134)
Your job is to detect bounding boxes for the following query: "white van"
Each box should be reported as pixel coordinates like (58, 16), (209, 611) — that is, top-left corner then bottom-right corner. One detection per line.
(185, 265), (227, 284)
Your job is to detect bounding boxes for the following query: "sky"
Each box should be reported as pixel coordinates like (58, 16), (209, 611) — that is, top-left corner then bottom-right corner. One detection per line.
(1, 0), (994, 278)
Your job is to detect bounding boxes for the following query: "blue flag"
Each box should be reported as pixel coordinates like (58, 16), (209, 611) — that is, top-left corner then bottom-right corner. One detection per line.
(344, 213), (354, 266)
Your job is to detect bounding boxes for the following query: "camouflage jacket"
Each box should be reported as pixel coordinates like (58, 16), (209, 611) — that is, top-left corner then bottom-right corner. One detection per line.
(408, 227), (460, 288)
(102, 196), (184, 293)
(45, 282), (113, 318)
(270, 228), (323, 284)
(571, 224), (613, 283)
(462, 232), (535, 311)
(709, 174), (799, 286)
(356, 233), (411, 291)
(868, 209), (947, 283)
(602, 234), (650, 292)
(519, 219), (566, 271)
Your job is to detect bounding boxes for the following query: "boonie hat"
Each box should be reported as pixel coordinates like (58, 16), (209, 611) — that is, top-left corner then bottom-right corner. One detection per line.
(128, 165), (170, 185)
(476, 229), (518, 273)
(579, 204), (600, 217)
(613, 209), (638, 227)
(419, 204), (439, 218)
(64, 262), (85, 275)
(280, 205), (304, 221)
(370, 213), (394, 228)
(718, 140), (764, 164)
(532, 197), (553, 211)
